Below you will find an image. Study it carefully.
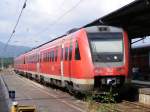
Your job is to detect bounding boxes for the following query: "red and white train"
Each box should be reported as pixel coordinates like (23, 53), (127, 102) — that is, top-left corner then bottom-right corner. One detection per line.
(14, 25), (130, 92)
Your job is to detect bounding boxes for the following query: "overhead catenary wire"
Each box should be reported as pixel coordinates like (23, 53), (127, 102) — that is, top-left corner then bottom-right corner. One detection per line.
(36, 0), (83, 37)
(9, 0), (68, 47)
(3, 0), (83, 51)
(4, 0), (27, 51)
(131, 37), (146, 44)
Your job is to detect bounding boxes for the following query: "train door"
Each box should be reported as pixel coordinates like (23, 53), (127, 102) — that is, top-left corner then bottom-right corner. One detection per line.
(61, 43), (64, 86)
(64, 44), (70, 81)
(68, 39), (73, 81)
(36, 52), (40, 73)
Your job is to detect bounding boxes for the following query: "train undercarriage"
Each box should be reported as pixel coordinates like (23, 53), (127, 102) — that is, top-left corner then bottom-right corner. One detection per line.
(14, 70), (130, 96)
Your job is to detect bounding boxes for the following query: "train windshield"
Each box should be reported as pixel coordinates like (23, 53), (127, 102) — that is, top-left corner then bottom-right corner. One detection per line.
(88, 33), (123, 63)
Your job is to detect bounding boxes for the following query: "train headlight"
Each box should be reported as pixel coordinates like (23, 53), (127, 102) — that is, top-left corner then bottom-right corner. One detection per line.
(114, 56), (118, 60)
(107, 78), (116, 86)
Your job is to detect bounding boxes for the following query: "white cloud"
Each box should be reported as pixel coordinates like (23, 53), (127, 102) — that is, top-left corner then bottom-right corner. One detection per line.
(0, 0), (135, 47)
(0, 20), (13, 33)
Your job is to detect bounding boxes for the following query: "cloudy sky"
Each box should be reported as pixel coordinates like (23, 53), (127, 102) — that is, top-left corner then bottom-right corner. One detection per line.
(0, 0), (139, 47)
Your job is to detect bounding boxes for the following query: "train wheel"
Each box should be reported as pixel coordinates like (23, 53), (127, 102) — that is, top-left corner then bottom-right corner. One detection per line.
(68, 85), (74, 94)
(66, 82), (74, 95)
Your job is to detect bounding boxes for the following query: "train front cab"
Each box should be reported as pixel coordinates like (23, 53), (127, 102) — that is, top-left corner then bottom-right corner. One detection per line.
(74, 26), (130, 92)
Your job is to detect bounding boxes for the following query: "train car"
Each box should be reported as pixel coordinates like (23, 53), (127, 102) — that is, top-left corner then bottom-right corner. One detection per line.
(14, 54), (25, 74)
(14, 25), (130, 92)
(131, 45), (150, 80)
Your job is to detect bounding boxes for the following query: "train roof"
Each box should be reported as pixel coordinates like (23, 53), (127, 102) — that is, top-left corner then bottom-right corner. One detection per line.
(85, 26), (123, 33)
(16, 28), (81, 57)
(17, 25), (124, 57)
(27, 25), (122, 53)
(25, 34), (67, 54)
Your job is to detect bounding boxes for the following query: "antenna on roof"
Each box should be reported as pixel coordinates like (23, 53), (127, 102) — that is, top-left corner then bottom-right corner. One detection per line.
(66, 28), (79, 34)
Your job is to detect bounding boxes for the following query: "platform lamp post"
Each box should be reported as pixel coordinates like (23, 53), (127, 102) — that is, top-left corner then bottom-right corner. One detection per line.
(1, 44), (5, 69)
(1, 57), (4, 70)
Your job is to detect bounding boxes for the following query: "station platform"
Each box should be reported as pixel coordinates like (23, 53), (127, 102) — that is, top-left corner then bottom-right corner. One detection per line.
(139, 88), (150, 106)
(132, 80), (150, 106)
(1, 69), (150, 111)
(0, 69), (86, 112)
(0, 73), (9, 112)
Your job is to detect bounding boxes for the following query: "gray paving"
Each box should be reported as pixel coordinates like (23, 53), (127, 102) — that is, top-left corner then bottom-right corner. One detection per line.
(0, 70), (86, 112)
(0, 78), (9, 112)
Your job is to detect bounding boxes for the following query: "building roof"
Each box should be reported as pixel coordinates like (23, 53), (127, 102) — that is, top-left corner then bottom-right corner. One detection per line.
(83, 0), (150, 39)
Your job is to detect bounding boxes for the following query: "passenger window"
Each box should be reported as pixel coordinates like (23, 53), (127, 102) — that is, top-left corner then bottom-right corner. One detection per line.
(65, 47), (68, 60)
(43, 53), (45, 62)
(55, 49), (58, 61)
(47, 52), (49, 61)
(50, 51), (52, 62)
(45, 53), (47, 62)
(44, 53), (46, 62)
(43, 53), (44, 62)
(75, 41), (81, 60)
(45, 52), (48, 62)
(61, 48), (63, 60)
(49, 52), (51, 61)
(53, 51), (55, 62)
(69, 45), (72, 61)
(47, 52), (49, 62)
(52, 51), (54, 62)
(40, 54), (42, 62)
